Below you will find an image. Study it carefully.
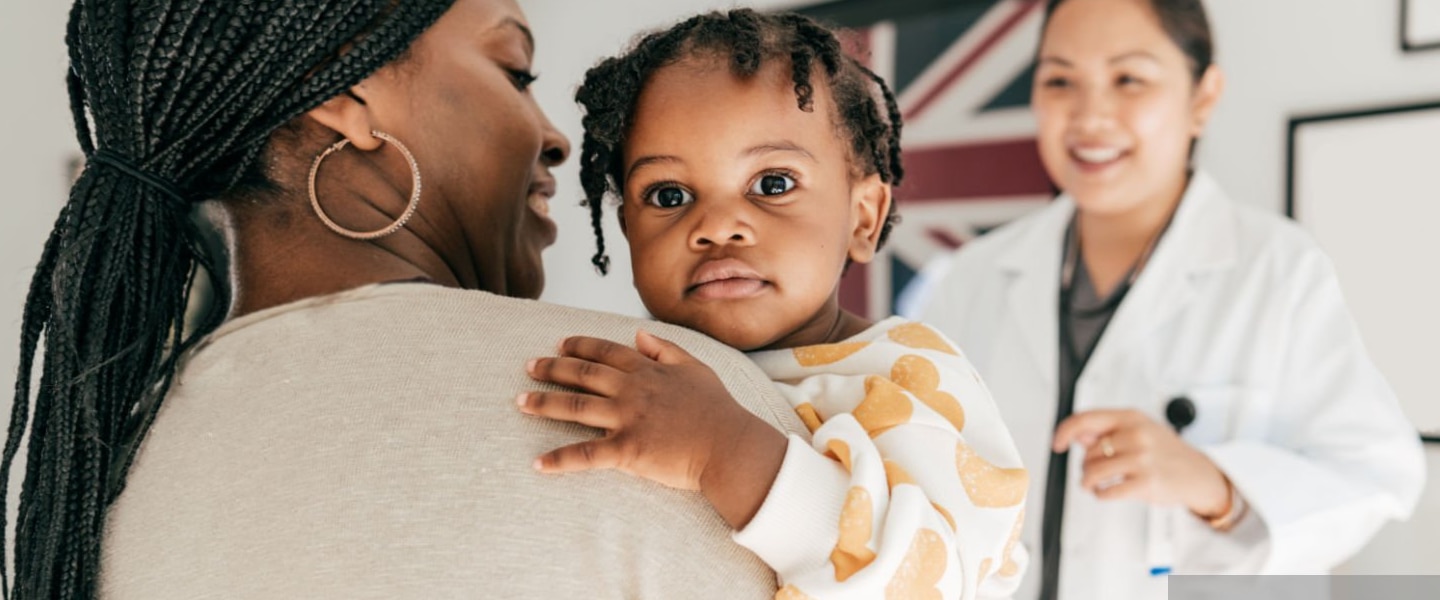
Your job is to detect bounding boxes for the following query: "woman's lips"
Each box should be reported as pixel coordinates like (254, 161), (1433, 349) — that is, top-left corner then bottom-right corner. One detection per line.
(528, 179), (558, 248)
(1068, 145), (1129, 175)
(529, 194), (551, 218)
(687, 258), (769, 300)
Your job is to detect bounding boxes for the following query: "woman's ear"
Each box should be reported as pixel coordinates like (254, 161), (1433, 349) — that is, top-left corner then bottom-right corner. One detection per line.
(1190, 65), (1226, 136)
(847, 173), (892, 264)
(305, 83), (382, 151)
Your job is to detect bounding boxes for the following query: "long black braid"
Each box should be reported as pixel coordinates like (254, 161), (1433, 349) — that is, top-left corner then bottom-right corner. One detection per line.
(2, 1), (455, 598)
(575, 9), (905, 275)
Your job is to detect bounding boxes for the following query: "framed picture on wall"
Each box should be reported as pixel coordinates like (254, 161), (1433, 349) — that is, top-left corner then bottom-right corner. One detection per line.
(1402, 0), (1440, 52)
(1286, 100), (1440, 442)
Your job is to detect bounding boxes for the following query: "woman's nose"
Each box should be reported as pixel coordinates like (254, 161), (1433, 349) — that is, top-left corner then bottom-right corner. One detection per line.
(1071, 89), (1116, 132)
(539, 115), (571, 167)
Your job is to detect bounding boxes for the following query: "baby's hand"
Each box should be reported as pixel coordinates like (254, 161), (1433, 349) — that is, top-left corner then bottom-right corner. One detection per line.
(520, 330), (765, 492)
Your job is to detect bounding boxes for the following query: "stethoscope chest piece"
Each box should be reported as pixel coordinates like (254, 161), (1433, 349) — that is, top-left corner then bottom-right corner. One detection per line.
(1166, 396), (1197, 433)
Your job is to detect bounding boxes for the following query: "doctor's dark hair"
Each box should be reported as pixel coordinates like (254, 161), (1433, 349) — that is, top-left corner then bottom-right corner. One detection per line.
(1043, 0), (1215, 82)
(2, 1), (454, 598)
(574, 9), (905, 275)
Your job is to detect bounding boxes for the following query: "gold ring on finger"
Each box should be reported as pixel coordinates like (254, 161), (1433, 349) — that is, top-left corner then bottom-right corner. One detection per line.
(1100, 437), (1115, 458)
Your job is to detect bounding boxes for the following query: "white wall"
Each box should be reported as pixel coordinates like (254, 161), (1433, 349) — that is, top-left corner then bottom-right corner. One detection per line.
(1201, 0), (1440, 210)
(0, 0), (73, 565)
(0, 0), (72, 413)
(1, 0), (1436, 576)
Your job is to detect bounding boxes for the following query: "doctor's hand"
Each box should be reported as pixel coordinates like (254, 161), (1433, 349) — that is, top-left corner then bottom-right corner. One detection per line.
(520, 330), (787, 529)
(1053, 409), (1231, 518)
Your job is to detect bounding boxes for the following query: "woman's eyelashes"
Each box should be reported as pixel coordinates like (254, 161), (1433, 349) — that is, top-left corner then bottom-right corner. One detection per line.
(506, 68), (539, 91)
(1041, 75), (1071, 89)
(1116, 73), (1146, 88)
(1040, 72), (1148, 91)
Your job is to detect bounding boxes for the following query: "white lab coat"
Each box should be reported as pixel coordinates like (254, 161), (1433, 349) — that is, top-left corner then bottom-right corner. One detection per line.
(916, 172), (1425, 600)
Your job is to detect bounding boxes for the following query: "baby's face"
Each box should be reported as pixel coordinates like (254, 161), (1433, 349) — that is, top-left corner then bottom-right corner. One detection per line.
(620, 58), (887, 351)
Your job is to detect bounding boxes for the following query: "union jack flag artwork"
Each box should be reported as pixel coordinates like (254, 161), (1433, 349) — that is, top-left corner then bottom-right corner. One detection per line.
(797, 0), (1057, 319)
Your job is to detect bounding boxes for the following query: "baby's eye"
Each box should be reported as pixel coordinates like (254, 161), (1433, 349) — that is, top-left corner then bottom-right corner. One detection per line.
(750, 173), (796, 196)
(645, 186), (694, 209)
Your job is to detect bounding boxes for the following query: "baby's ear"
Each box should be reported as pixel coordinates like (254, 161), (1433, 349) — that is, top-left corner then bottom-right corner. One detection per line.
(847, 173), (892, 264)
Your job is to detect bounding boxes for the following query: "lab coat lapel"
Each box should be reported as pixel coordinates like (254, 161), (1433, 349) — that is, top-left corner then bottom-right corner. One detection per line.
(998, 200), (1074, 389)
(1083, 172), (1239, 380)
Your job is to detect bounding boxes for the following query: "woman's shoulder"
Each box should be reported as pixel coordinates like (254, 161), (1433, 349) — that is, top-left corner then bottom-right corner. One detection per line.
(1184, 180), (1345, 312)
(207, 283), (708, 349)
(1207, 189), (1333, 279)
(183, 283), (806, 433)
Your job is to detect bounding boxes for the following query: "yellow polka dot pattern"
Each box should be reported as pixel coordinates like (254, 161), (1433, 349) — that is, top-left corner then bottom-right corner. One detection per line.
(976, 558), (994, 589)
(955, 442), (1028, 508)
(794, 341), (869, 367)
(890, 355), (966, 433)
(825, 439), (853, 473)
(885, 529), (947, 600)
(884, 460), (915, 489)
(886, 322), (960, 355)
(832, 486), (877, 582)
(854, 377), (914, 438)
(750, 320), (1029, 599)
(795, 403), (823, 434)
(999, 508), (1026, 578)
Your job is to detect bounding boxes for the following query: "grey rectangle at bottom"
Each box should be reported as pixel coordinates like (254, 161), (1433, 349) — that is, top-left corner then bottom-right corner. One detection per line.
(1169, 576), (1440, 599)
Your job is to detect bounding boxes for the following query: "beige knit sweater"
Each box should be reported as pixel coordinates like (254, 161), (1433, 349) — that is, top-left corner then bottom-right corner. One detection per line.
(100, 283), (807, 599)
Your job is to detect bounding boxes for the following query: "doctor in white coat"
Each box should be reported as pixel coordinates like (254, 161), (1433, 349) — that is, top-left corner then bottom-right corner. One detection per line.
(915, 1), (1426, 599)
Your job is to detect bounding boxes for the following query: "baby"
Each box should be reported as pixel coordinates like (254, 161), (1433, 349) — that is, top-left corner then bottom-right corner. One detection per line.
(522, 10), (1028, 600)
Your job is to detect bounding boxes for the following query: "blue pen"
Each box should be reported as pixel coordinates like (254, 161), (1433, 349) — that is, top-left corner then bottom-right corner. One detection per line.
(1147, 505), (1173, 577)
(1149, 397), (1197, 577)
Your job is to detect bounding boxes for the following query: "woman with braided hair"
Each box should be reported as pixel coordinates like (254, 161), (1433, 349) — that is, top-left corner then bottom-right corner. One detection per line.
(5, 1), (807, 598)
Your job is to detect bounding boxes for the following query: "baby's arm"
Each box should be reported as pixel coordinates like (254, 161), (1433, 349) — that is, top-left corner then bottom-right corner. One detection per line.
(739, 321), (1029, 600)
(518, 323), (1028, 599)
(519, 330), (788, 529)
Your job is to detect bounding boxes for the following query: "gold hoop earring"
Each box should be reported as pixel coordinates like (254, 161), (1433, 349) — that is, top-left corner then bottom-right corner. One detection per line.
(308, 130), (422, 241)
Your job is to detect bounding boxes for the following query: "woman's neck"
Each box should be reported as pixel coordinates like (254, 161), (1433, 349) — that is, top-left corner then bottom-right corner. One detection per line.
(221, 203), (463, 318)
(1074, 174), (1189, 296)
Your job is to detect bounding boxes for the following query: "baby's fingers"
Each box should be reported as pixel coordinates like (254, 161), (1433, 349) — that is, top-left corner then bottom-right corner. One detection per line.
(526, 356), (625, 397)
(517, 391), (621, 430)
(533, 439), (625, 474)
(635, 330), (697, 365)
(559, 336), (648, 371)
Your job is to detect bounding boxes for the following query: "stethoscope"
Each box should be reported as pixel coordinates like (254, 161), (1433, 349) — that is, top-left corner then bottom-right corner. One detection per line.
(1056, 210), (1166, 377)
(1055, 211), (1202, 577)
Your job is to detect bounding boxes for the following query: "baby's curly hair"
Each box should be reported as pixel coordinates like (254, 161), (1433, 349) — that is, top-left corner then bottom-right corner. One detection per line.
(575, 9), (905, 275)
